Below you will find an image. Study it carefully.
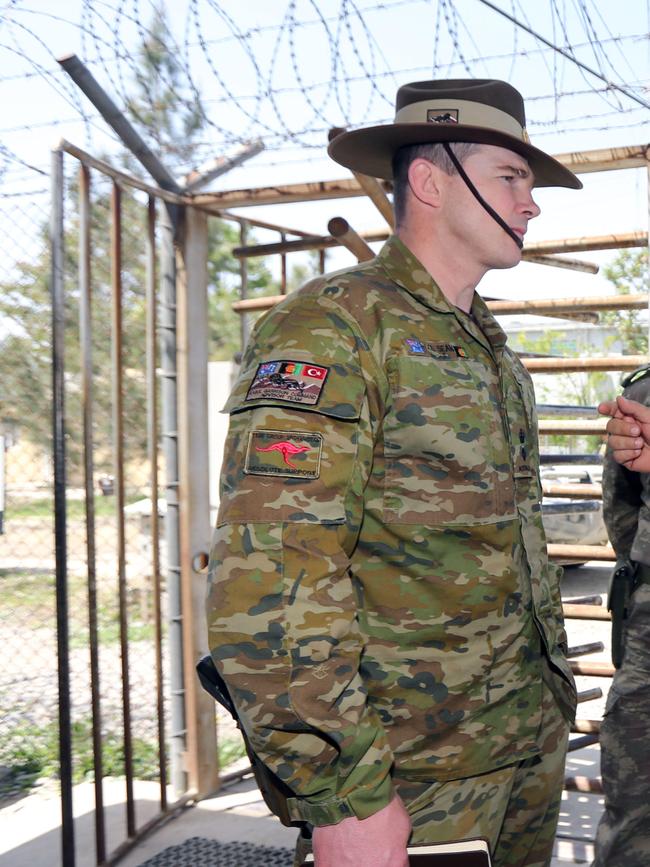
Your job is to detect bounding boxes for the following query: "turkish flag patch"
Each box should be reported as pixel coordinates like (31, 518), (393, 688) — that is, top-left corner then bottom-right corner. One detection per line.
(244, 430), (323, 479)
(246, 360), (329, 405)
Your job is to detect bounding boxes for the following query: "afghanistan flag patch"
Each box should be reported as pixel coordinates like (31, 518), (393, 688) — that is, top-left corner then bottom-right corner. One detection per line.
(245, 360), (329, 405)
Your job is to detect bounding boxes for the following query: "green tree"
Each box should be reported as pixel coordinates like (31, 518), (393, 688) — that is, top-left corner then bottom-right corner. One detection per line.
(600, 249), (649, 355)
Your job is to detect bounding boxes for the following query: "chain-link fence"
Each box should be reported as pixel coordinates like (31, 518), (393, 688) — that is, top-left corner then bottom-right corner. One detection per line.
(0, 170), (177, 806)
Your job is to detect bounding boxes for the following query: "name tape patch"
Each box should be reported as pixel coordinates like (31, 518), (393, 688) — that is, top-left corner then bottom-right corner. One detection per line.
(246, 360), (329, 405)
(244, 430), (323, 479)
(404, 339), (467, 359)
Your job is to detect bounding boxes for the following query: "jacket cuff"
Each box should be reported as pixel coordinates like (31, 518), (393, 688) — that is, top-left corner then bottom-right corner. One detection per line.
(286, 772), (393, 826)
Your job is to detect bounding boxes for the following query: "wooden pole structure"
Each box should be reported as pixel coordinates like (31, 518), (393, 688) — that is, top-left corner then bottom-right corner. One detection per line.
(327, 217), (375, 261)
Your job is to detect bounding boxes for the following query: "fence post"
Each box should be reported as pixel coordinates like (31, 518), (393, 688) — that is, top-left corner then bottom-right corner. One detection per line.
(176, 205), (219, 796)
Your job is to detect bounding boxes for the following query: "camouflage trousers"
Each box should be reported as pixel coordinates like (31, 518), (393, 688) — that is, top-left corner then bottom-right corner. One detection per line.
(593, 584), (650, 867)
(293, 685), (568, 867)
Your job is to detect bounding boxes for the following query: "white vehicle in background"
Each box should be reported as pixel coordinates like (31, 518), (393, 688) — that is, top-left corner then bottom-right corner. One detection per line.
(540, 456), (609, 563)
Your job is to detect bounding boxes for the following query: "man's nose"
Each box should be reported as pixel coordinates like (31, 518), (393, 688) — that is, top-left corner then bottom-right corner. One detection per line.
(521, 191), (541, 219)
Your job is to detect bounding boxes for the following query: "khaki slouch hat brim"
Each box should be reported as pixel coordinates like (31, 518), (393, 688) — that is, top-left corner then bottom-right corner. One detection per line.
(328, 78), (582, 189)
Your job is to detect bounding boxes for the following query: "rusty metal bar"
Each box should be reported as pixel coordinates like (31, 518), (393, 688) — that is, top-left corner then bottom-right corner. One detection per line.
(566, 641), (605, 658)
(146, 195), (167, 810)
(568, 734), (600, 751)
(102, 792), (196, 867)
(79, 163), (106, 863)
(51, 147), (75, 867)
(564, 776), (603, 794)
(58, 139), (185, 204)
(240, 220), (250, 348)
(182, 139), (264, 193)
(111, 181), (136, 836)
(570, 660), (615, 677)
(577, 687), (603, 702)
(524, 355), (648, 373)
(58, 55), (181, 193)
(232, 227), (389, 259)
(280, 232), (287, 294)
(327, 217), (375, 261)
(542, 482), (602, 498)
(562, 603), (611, 620)
(564, 595), (604, 606)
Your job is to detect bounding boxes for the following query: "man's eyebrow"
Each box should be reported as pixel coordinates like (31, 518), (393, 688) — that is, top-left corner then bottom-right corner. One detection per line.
(496, 162), (533, 179)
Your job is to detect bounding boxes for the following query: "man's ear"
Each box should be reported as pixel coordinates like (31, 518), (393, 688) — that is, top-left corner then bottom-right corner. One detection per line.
(407, 157), (444, 209)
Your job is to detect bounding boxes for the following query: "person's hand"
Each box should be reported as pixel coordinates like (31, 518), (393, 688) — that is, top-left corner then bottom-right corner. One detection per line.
(311, 795), (411, 867)
(599, 396), (650, 472)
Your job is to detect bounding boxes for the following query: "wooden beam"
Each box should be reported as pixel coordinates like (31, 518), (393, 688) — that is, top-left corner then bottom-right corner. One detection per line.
(327, 217), (375, 261)
(524, 355), (648, 373)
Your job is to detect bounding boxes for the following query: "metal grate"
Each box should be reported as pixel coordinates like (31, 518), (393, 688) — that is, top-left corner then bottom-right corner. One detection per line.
(136, 836), (295, 866)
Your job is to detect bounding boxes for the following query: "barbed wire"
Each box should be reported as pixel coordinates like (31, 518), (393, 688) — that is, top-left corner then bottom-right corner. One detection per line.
(0, 0), (648, 185)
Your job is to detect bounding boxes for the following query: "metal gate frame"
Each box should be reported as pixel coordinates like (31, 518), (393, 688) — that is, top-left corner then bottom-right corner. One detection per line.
(50, 112), (219, 867)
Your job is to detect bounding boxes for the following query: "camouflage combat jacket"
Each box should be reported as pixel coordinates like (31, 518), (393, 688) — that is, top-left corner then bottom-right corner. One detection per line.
(207, 236), (577, 827)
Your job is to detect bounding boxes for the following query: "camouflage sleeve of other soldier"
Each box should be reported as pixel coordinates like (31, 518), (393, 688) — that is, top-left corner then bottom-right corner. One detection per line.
(602, 371), (650, 558)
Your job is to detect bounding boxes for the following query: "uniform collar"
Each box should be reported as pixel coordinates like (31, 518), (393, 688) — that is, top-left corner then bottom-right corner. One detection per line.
(377, 235), (508, 352)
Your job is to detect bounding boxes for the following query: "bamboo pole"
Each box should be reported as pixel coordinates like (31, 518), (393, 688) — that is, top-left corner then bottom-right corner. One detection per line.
(231, 229), (645, 260)
(570, 660), (616, 677)
(524, 355), (648, 373)
(539, 420), (606, 435)
(562, 603), (611, 620)
(189, 144), (650, 209)
(541, 483), (602, 498)
(487, 294), (648, 315)
(552, 544), (615, 561)
(522, 254), (598, 274)
(231, 291), (648, 317)
(523, 231), (645, 255)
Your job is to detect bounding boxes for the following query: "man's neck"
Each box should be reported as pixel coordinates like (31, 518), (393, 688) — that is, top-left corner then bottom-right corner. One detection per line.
(396, 227), (485, 314)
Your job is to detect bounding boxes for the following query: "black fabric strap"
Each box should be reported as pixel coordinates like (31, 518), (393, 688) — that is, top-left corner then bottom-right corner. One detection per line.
(442, 142), (524, 250)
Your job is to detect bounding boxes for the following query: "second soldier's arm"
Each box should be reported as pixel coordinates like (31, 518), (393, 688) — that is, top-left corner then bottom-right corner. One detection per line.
(206, 294), (395, 827)
(602, 448), (641, 560)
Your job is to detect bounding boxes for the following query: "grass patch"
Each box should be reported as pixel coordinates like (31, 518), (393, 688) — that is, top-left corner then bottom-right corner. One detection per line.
(5, 494), (144, 520)
(0, 718), (163, 797)
(218, 733), (247, 771)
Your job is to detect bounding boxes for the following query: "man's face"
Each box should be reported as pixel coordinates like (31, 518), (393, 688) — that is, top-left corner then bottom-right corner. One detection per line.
(441, 144), (540, 271)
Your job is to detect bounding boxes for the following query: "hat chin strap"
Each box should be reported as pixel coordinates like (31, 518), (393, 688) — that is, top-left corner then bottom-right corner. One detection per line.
(442, 143), (524, 250)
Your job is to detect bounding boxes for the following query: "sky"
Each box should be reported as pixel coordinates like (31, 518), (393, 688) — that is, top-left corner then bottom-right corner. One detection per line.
(0, 0), (649, 308)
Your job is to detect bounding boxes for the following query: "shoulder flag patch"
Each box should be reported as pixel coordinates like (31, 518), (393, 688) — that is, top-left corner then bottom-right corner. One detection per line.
(246, 360), (329, 405)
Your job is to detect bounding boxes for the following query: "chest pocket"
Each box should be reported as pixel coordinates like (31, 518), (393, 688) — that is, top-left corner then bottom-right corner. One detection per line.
(382, 353), (515, 525)
(217, 359), (367, 526)
(503, 355), (542, 503)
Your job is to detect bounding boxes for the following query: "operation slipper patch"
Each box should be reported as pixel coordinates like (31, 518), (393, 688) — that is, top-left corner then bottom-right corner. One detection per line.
(244, 430), (323, 479)
(245, 360), (329, 406)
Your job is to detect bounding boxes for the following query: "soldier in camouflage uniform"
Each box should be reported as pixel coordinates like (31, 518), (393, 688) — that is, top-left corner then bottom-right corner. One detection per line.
(593, 364), (650, 867)
(206, 79), (581, 867)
